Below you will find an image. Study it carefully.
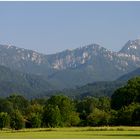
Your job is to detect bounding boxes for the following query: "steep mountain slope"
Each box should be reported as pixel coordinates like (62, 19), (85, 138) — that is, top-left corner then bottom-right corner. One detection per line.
(0, 65), (54, 98)
(119, 39), (140, 56)
(0, 44), (52, 76)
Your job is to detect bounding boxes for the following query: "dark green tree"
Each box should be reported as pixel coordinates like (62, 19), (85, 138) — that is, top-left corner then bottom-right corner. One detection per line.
(28, 113), (41, 128)
(26, 103), (43, 116)
(132, 105), (140, 125)
(111, 77), (140, 110)
(7, 94), (29, 115)
(108, 109), (118, 125)
(98, 97), (111, 111)
(76, 97), (100, 126)
(0, 99), (13, 114)
(87, 108), (110, 126)
(10, 110), (24, 130)
(46, 95), (76, 126)
(76, 97), (98, 118)
(0, 112), (10, 130)
(117, 103), (140, 125)
(43, 105), (61, 127)
(69, 112), (80, 126)
(26, 103), (43, 128)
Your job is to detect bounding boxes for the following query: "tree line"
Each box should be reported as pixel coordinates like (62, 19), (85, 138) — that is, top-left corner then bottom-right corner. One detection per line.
(0, 77), (140, 130)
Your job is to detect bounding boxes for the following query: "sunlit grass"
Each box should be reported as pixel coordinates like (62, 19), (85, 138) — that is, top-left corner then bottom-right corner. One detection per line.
(0, 126), (140, 138)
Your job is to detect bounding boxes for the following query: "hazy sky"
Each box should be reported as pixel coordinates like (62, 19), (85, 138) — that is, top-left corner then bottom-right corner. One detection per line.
(0, 1), (140, 54)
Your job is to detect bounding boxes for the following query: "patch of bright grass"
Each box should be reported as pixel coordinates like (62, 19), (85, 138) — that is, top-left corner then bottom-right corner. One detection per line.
(0, 126), (140, 139)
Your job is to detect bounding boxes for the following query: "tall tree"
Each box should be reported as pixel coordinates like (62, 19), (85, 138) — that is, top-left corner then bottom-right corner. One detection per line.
(132, 105), (140, 125)
(87, 108), (110, 126)
(43, 105), (61, 127)
(28, 113), (42, 128)
(0, 112), (10, 130)
(0, 99), (13, 114)
(46, 95), (76, 126)
(7, 94), (29, 115)
(10, 110), (24, 130)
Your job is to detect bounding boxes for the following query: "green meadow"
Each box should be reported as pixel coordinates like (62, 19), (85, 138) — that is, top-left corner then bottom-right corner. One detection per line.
(0, 126), (140, 139)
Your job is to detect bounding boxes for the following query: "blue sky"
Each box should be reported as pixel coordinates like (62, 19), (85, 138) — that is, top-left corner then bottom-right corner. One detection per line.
(0, 1), (140, 54)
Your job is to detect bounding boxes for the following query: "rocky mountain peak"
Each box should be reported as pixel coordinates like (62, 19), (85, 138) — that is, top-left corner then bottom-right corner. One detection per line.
(77, 43), (106, 52)
(119, 39), (140, 56)
(47, 43), (111, 70)
(135, 38), (140, 45)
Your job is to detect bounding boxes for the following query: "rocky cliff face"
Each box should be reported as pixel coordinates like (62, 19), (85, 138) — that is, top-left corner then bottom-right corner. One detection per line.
(0, 44), (51, 76)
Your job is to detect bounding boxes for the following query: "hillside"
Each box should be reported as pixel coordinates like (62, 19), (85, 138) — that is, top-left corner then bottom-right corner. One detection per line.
(0, 65), (54, 98)
(118, 67), (140, 81)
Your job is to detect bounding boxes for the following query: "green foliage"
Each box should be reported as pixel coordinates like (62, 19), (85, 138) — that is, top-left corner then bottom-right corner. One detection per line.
(87, 108), (110, 126)
(76, 97), (98, 115)
(111, 87), (127, 110)
(7, 94), (29, 115)
(10, 110), (24, 130)
(108, 109), (118, 125)
(77, 97), (110, 125)
(0, 112), (10, 130)
(111, 77), (140, 110)
(46, 95), (76, 126)
(116, 103), (140, 125)
(98, 97), (111, 112)
(0, 99), (13, 114)
(43, 105), (61, 127)
(132, 105), (140, 125)
(26, 103), (43, 128)
(69, 112), (80, 126)
(28, 113), (42, 128)
(26, 103), (43, 116)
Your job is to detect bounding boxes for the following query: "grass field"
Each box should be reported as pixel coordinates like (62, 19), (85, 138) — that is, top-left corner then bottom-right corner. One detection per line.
(0, 126), (140, 139)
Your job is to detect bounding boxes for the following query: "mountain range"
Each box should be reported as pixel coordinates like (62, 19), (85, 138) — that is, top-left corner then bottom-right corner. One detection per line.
(0, 39), (140, 98)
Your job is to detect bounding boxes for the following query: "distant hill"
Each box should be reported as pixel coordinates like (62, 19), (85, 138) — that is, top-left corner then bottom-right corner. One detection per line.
(118, 67), (140, 81)
(0, 64), (126, 99)
(0, 65), (54, 98)
(56, 80), (125, 99)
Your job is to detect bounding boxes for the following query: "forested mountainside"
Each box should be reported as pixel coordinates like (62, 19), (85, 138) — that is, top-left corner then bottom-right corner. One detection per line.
(0, 65), (54, 98)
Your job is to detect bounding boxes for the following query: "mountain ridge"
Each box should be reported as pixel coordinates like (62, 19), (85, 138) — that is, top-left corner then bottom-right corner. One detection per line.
(1, 39), (140, 88)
